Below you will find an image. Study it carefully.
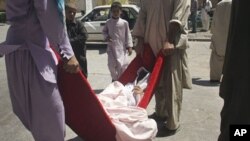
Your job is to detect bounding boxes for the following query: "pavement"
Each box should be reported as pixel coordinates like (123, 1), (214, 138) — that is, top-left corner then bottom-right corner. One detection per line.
(0, 24), (222, 141)
(188, 30), (212, 42)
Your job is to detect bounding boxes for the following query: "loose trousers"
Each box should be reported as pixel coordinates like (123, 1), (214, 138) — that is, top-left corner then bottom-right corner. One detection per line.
(5, 49), (65, 141)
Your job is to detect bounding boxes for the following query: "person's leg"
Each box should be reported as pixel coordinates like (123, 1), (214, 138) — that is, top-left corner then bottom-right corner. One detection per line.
(205, 13), (210, 31)
(81, 45), (88, 77)
(201, 9), (209, 31)
(181, 50), (192, 89)
(191, 13), (197, 33)
(154, 88), (168, 119)
(165, 51), (183, 130)
(5, 51), (32, 130)
(154, 52), (183, 137)
(117, 54), (129, 79)
(78, 55), (88, 78)
(5, 50), (65, 141)
(165, 74), (182, 130)
(74, 45), (88, 78)
(155, 60), (170, 120)
(107, 51), (118, 81)
(201, 9), (206, 31)
(30, 77), (65, 141)
(81, 58), (88, 78)
(210, 50), (223, 82)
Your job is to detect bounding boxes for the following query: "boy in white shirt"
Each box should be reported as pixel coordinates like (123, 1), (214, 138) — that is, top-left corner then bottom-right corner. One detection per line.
(102, 1), (133, 81)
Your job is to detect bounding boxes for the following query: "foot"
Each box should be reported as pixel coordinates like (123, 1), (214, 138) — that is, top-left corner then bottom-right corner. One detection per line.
(156, 126), (181, 137)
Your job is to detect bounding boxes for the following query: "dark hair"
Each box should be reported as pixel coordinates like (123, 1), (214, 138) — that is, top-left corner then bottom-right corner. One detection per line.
(111, 1), (122, 11)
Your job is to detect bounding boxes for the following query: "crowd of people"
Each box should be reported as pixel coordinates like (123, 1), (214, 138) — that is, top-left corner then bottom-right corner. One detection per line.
(1, 0), (248, 141)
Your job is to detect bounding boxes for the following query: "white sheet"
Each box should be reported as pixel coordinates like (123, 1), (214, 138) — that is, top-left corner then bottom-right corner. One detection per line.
(97, 68), (157, 141)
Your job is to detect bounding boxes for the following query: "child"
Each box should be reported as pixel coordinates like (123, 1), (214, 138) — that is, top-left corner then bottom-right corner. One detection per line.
(65, 2), (89, 78)
(102, 1), (133, 81)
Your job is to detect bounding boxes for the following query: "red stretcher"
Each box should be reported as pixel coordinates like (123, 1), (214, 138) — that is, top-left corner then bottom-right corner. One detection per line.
(57, 44), (165, 141)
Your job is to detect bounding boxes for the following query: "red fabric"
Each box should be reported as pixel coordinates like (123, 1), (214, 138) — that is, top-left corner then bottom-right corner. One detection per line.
(119, 44), (165, 108)
(138, 53), (164, 108)
(118, 44), (156, 84)
(56, 43), (164, 140)
(57, 59), (116, 141)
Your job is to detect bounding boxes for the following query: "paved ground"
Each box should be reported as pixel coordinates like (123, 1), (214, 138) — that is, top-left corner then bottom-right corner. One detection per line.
(188, 31), (212, 42)
(0, 24), (222, 141)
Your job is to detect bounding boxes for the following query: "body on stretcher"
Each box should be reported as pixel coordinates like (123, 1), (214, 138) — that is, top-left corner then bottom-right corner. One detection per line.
(57, 44), (165, 141)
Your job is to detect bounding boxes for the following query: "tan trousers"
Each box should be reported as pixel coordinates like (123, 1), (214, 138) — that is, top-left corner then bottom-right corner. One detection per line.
(210, 50), (224, 81)
(155, 50), (184, 130)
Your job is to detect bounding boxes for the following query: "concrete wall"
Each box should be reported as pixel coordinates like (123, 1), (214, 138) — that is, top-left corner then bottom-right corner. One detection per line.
(76, 0), (86, 11)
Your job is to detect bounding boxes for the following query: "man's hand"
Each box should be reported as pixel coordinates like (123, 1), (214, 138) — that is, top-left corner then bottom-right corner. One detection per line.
(63, 56), (80, 73)
(133, 85), (144, 95)
(162, 41), (175, 56)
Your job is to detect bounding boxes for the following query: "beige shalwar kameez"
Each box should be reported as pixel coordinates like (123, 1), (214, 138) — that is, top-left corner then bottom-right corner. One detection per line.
(210, 0), (232, 81)
(132, 0), (192, 130)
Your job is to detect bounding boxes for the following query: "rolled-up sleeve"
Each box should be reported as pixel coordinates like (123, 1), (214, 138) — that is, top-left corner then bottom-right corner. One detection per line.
(171, 0), (191, 29)
(170, 0), (191, 49)
(34, 0), (74, 59)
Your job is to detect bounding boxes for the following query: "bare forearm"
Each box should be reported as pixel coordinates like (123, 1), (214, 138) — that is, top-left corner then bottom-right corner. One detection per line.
(167, 22), (181, 45)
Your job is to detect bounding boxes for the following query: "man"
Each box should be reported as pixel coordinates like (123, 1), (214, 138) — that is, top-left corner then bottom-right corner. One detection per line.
(0, 0), (79, 140)
(132, 0), (192, 137)
(201, 0), (212, 32)
(102, 1), (133, 81)
(209, 0), (232, 82)
(190, 0), (198, 33)
(218, 0), (250, 140)
(66, 2), (89, 77)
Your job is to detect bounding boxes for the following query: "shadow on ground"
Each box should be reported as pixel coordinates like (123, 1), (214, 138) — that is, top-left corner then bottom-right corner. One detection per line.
(192, 78), (220, 87)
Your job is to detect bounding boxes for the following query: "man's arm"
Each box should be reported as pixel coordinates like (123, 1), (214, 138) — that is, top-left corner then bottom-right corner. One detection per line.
(125, 21), (133, 55)
(70, 21), (88, 43)
(34, 0), (79, 73)
(162, 0), (190, 55)
(102, 20), (111, 41)
(169, 0), (190, 45)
